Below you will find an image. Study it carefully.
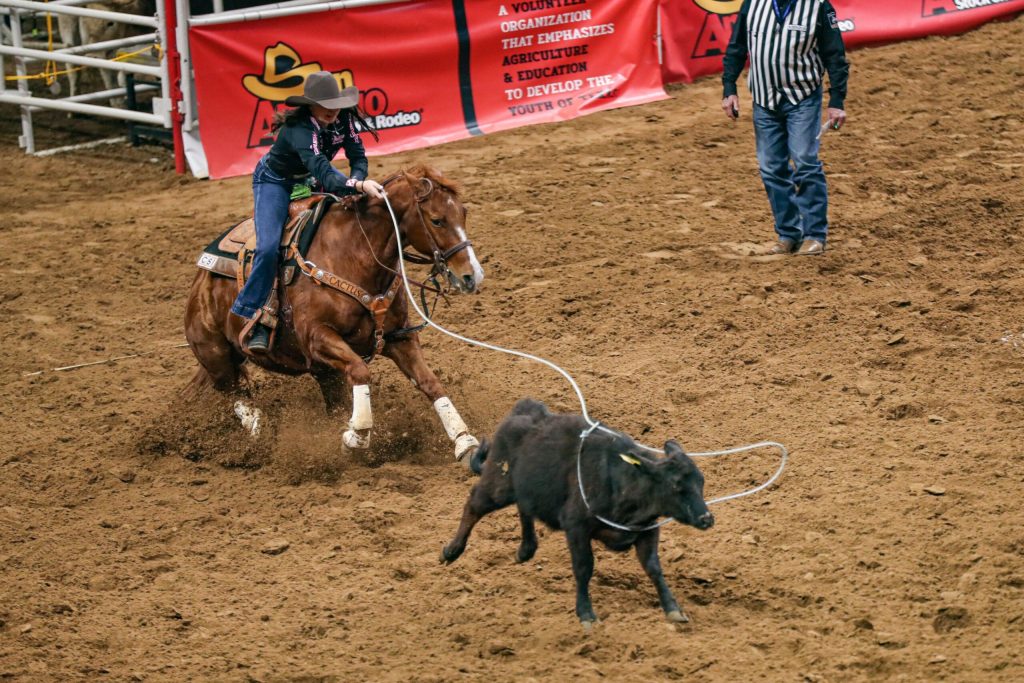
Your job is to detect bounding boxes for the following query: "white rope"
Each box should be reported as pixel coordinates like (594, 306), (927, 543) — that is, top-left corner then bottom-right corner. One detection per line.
(381, 194), (787, 526)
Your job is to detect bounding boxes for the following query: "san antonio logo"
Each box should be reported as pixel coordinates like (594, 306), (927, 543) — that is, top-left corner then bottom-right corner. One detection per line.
(242, 42), (423, 149)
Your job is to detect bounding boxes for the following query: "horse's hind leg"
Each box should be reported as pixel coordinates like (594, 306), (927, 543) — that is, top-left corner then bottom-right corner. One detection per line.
(383, 337), (479, 464)
(186, 335), (242, 394)
(185, 272), (259, 435)
(186, 335), (262, 436)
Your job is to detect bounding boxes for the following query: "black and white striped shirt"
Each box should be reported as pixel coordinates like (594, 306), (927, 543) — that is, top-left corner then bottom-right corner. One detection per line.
(722, 0), (848, 111)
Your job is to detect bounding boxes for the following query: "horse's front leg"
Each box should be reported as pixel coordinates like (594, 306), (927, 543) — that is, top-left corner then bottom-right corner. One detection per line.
(306, 325), (374, 450)
(383, 337), (479, 464)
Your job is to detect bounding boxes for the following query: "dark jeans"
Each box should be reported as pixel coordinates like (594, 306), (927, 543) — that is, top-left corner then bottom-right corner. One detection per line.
(230, 156), (292, 320)
(753, 88), (828, 244)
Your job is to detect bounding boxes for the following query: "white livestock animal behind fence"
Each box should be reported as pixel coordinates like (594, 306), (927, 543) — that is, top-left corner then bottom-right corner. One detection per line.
(55, 0), (156, 106)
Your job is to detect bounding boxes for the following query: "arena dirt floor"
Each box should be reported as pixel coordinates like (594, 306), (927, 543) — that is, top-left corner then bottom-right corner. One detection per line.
(2, 16), (1023, 682)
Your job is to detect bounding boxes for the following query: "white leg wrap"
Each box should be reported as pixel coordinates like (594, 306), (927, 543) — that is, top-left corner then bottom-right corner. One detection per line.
(434, 397), (479, 462)
(343, 385), (373, 449)
(434, 397), (468, 440)
(349, 385), (373, 431)
(233, 400), (263, 438)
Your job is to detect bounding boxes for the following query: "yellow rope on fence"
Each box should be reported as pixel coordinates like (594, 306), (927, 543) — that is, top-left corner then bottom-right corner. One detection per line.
(42, 1), (58, 85)
(3, 43), (163, 82)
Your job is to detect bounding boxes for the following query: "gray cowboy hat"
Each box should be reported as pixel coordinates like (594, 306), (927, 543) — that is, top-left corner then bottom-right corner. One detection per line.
(284, 71), (359, 109)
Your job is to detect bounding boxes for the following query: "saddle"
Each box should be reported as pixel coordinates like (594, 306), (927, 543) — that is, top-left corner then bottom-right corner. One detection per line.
(195, 194), (337, 285)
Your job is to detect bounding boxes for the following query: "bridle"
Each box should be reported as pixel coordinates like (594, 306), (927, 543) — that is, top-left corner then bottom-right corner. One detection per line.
(378, 171), (473, 287)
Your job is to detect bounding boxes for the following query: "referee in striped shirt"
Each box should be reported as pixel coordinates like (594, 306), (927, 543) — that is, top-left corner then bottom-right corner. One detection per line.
(722, 0), (849, 255)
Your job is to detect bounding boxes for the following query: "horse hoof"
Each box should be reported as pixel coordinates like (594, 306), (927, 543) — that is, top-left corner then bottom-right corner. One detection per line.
(343, 429), (371, 449)
(233, 401), (263, 438)
(580, 619), (595, 632)
(454, 434), (479, 465)
(666, 610), (689, 624)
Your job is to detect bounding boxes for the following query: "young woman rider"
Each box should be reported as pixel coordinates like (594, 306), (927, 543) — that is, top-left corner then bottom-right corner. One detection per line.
(231, 70), (386, 352)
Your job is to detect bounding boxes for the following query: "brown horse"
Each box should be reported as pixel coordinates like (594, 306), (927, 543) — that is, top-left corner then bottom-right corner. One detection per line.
(184, 165), (484, 462)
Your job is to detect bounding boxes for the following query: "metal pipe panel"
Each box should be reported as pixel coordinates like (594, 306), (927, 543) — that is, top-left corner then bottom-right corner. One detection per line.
(0, 92), (164, 124)
(0, 0), (158, 27)
(27, 83), (158, 110)
(0, 45), (162, 76)
(20, 33), (157, 62)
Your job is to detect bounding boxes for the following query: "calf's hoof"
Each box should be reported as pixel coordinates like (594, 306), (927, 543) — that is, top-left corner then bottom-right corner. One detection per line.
(666, 610), (690, 624)
(343, 428), (371, 449)
(454, 434), (480, 466)
(440, 543), (463, 565)
(515, 545), (536, 564)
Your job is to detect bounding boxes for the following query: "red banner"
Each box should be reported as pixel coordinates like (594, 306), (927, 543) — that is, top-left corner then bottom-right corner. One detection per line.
(190, 0), (666, 179)
(660, 0), (1024, 84)
(190, 1), (463, 179)
(462, 0), (666, 135)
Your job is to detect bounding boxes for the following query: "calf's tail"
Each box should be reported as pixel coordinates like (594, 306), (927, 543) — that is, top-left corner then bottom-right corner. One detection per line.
(469, 438), (490, 475)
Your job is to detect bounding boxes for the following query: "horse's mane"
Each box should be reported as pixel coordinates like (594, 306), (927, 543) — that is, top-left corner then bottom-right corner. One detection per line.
(404, 164), (463, 200)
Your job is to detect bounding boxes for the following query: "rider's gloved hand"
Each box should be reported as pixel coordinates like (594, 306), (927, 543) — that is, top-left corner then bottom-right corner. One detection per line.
(357, 179), (386, 199)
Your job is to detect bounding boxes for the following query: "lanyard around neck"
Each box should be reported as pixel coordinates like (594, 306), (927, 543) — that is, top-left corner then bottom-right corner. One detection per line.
(771, 0), (794, 23)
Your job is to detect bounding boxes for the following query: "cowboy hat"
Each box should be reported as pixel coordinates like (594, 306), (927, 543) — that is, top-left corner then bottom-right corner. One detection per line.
(285, 71), (359, 109)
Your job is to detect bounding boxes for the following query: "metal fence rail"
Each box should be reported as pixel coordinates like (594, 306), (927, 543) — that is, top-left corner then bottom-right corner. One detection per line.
(0, 0), (171, 156)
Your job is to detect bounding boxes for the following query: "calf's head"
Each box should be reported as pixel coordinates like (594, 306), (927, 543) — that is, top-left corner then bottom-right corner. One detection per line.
(634, 440), (714, 530)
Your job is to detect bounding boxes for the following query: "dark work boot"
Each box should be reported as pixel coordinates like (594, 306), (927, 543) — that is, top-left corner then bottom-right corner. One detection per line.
(246, 324), (271, 352)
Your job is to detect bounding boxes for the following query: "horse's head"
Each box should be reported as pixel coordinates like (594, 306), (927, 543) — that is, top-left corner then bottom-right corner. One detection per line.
(394, 165), (484, 294)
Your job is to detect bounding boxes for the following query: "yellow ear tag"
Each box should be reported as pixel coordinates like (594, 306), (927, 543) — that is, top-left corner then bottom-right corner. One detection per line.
(619, 453), (642, 466)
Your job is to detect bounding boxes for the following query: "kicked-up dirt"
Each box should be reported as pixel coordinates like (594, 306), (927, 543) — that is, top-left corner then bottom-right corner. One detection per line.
(1, 15), (1023, 682)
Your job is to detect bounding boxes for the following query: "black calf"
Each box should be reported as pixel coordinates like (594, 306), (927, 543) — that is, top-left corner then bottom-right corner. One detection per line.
(442, 398), (714, 627)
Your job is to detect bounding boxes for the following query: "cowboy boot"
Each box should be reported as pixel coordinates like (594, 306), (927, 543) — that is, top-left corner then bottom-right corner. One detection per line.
(246, 324), (272, 352)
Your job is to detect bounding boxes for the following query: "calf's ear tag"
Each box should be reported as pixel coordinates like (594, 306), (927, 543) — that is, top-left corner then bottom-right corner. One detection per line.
(619, 453), (642, 466)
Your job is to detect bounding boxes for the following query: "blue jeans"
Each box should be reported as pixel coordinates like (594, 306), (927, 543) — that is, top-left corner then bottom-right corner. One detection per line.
(753, 88), (828, 244)
(230, 156), (292, 320)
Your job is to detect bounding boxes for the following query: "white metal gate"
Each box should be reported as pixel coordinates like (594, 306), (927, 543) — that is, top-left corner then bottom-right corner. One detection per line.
(0, 0), (174, 155)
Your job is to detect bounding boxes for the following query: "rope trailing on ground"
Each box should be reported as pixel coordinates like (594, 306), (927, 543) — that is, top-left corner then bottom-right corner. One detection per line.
(21, 342), (189, 377)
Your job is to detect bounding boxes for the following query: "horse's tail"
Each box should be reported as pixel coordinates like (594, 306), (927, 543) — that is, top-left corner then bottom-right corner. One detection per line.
(469, 438), (490, 475)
